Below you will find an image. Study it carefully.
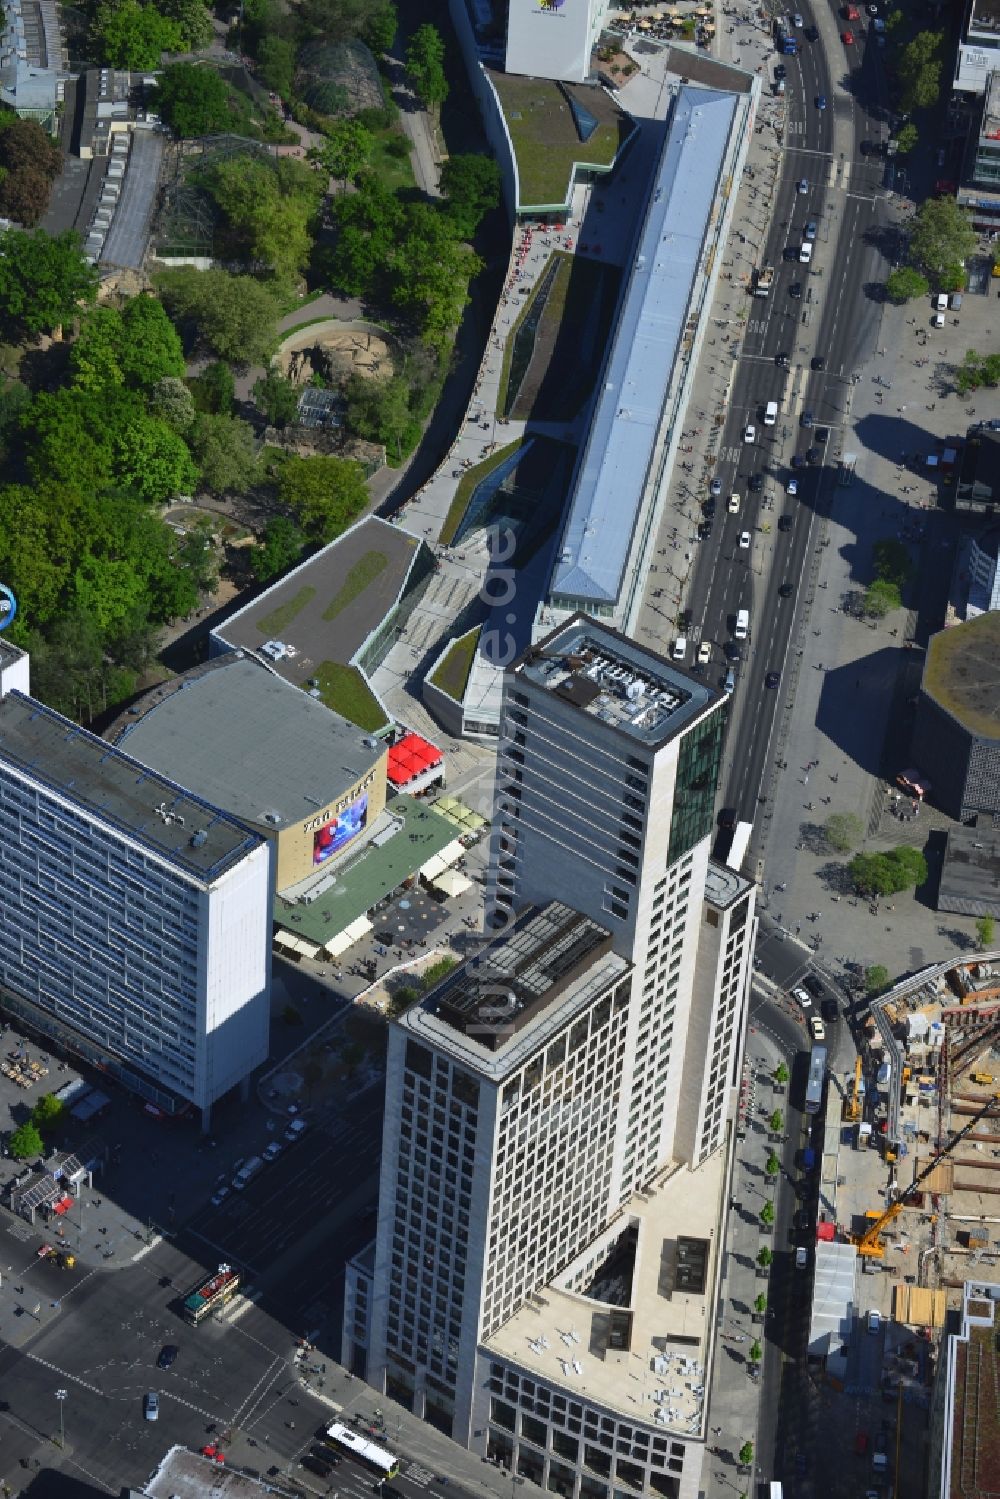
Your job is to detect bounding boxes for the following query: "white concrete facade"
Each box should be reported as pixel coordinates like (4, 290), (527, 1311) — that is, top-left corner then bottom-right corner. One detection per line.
(505, 0), (612, 83)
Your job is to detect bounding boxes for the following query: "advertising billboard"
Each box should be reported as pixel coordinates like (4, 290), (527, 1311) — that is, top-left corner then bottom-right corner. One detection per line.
(313, 791), (368, 864)
(506, 0), (595, 82)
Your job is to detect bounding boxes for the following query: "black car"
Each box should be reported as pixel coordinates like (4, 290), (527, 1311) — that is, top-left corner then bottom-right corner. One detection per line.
(803, 974), (824, 998)
(811, 355), (826, 371)
(778, 582), (794, 597)
(793, 1207), (812, 1233)
(821, 998), (840, 1023)
(718, 807), (738, 830)
(748, 472), (764, 493)
(806, 445), (820, 464)
(775, 62), (787, 78)
(805, 23), (818, 39)
(789, 282), (803, 298)
(157, 1345), (178, 1369)
(725, 640), (742, 661)
(791, 452), (806, 468)
(703, 497), (716, 517)
(765, 671), (781, 688)
(816, 426), (830, 445)
(311, 1446), (341, 1467)
(800, 410), (814, 428)
(776, 351), (789, 367)
(698, 521), (713, 541)
(778, 514), (793, 532)
(301, 1455), (334, 1479)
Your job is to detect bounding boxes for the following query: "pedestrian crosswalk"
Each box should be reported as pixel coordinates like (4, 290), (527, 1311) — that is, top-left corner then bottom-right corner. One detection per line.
(404, 1464), (436, 1488)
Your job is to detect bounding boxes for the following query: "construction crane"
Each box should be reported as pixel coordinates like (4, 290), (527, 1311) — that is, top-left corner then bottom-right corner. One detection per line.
(853, 1092), (1000, 1258)
(844, 1055), (863, 1123)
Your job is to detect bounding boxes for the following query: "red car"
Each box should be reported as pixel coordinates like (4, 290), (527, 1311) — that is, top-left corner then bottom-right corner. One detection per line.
(842, 28), (855, 41)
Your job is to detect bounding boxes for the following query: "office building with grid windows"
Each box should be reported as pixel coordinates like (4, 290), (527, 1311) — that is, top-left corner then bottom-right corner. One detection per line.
(0, 689), (272, 1121)
(344, 622), (756, 1499)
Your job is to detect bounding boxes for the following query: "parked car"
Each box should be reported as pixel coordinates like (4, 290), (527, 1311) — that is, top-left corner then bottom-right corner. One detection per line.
(739, 530), (751, 549)
(787, 477), (799, 495)
(697, 641), (712, 666)
(285, 1118), (308, 1143)
(263, 1141), (283, 1162)
(765, 670), (781, 688)
(144, 1393), (159, 1421)
(797, 178), (809, 194)
(795, 1246), (809, 1269)
(744, 423), (757, 443)
(792, 987), (812, 1010)
(810, 1015), (826, 1041)
(778, 514), (793, 532)
(210, 1186), (230, 1208)
(157, 1346), (178, 1370)
(812, 355), (826, 371)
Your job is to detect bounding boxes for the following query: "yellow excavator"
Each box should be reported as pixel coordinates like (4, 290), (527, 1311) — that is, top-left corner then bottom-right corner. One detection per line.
(853, 1092), (1000, 1258)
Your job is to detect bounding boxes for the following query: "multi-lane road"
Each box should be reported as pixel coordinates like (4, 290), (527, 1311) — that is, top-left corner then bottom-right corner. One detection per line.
(686, 1), (897, 827)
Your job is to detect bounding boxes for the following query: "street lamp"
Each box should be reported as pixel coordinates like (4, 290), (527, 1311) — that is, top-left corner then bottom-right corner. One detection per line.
(55, 1389), (66, 1448)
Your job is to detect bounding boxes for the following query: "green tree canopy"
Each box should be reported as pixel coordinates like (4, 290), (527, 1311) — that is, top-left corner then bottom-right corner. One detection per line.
(155, 63), (231, 136)
(738, 1442), (754, 1468)
(296, 0), (396, 47)
(885, 265), (929, 304)
(909, 195), (976, 279)
(864, 579), (901, 618)
(253, 368), (300, 428)
(825, 811), (864, 852)
(759, 1200), (775, 1226)
(345, 371), (414, 459)
(976, 916), (996, 950)
(257, 35), (296, 96)
(189, 412), (258, 493)
(894, 121), (919, 154)
(315, 118), (375, 188)
(765, 1152), (780, 1176)
(955, 350), (1000, 394)
(9, 1120), (43, 1159)
(277, 453), (369, 541)
(769, 1109), (783, 1133)
(93, 0), (183, 68)
(388, 201), (483, 347)
(865, 964), (890, 995)
(406, 23), (448, 111)
(749, 1340), (763, 1364)
(155, 267), (283, 364)
(849, 845), (927, 897)
(202, 155), (323, 280)
(149, 375), (196, 431)
(773, 1061), (789, 1085)
(756, 1247), (772, 1269)
(190, 358), (235, 414)
(872, 537), (912, 587)
(31, 1092), (65, 1130)
(70, 297), (186, 394)
(157, 0), (213, 50)
(0, 117), (63, 225)
(753, 1293), (767, 1314)
(0, 228), (97, 337)
(438, 153), (502, 238)
(897, 30), (944, 113)
(251, 515), (306, 581)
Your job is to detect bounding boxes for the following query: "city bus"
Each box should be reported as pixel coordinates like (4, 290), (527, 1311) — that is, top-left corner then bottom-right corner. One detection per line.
(804, 1045), (828, 1115)
(323, 1423), (400, 1480)
(182, 1263), (241, 1325)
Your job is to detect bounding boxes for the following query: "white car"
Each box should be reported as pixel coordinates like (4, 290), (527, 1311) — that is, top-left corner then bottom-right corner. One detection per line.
(787, 477), (799, 495)
(934, 293), (948, 312)
(284, 1117), (308, 1143)
(739, 530), (751, 549)
(263, 1140), (283, 1161)
(792, 986), (812, 1010)
(932, 312), (945, 328)
(792, 11), (803, 23)
(795, 1246), (808, 1269)
(744, 424), (756, 444)
(797, 178), (809, 194)
(728, 492), (741, 513)
(210, 1186), (230, 1208)
(810, 1015), (826, 1042)
(697, 640), (712, 666)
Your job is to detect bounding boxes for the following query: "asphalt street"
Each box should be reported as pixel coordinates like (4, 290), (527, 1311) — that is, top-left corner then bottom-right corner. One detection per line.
(687, 3), (897, 827)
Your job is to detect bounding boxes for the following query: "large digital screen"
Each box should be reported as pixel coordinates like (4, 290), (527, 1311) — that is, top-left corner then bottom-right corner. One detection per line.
(313, 792), (368, 864)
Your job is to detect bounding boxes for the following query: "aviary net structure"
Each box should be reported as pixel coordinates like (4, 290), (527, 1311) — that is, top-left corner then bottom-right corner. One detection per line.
(153, 136), (275, 260)
(295, 38), (383, 116)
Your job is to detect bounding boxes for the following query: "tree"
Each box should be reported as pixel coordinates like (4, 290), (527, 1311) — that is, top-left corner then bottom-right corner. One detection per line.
(865, 964), (891, 995)
(956, 350), (1000, 395)
(316, 118), (375, 190)
(253, 368), (300, 428)
(885, 265), (929, 304)
(202, 155), (323, 281)
(769, 1109), (783, 1134)
(895, 121), (919, 154)
(157, 0), (214, 50)
(31, 1092), (65, 1130)
(190, 359), (235, 414)
(773, 1061), (789, 1087)
(749, 1340), (763, 1365)
(155, 267), (283, 364)
(277, 453), (369, 542)
(439, 153), (502, 238)
(8, 1120), (43, 1159)
(93, 0), (183, 68)
(909, 195), (976, 279)
(849, 845), (927, 897)
(756, 1247), (772, 1270)
(149, 375), (196, 432)
(0, 229), (98, 337)
(346, 372), (414, 459)
(329, 177), (403, 296)
(406, 23), (449, 111)
(753, 1293), (768, 1316)
(759, 1200), (775, 1227)
(864, 579), (901, 618)
(897, 31), (944, 113)
(873, 537), (912, 587)
(765, 1152), (780, 1177)
(738, 1442), (754, 1469)
(388, 202), (482, 347)
(825, 811), (864, 853)
(70, 297), (185, 394)
(189, 412), (258, 493)
(0, 118), (63, 225)
(976, 916), (996, 950)
(155, 63), (231, 136)
(251, 515), (306, 581)
(258, 35), (296, 96)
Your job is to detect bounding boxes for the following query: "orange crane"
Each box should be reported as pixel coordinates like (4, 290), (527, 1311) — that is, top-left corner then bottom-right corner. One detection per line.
(853, 1092), (1000, 1258)
(843, 1055), (863, 1123)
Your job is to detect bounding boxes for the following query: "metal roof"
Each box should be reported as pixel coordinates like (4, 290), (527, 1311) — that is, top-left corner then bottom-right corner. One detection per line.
(550, 85), (738, 608)
(115, 656), (383, 832)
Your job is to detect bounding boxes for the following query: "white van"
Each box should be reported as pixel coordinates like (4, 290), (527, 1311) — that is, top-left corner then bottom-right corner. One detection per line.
(764, 400), (778, 426)
(734, 608), (749, 641)
(799, 241), (813, 265)
(233, 1155), (263, 1190)
(671, 637), (687, 662)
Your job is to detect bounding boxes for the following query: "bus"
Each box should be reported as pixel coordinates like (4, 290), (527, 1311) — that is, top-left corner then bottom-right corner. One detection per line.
(182, 1263), (241, 1325)
(805, 1045), (828, 1115)
(323, 1423), (400, 1480)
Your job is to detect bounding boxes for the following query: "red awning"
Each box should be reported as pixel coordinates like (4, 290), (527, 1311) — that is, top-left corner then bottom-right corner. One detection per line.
(816, 1220), (835, 1241)
(386, 733), (443, 787)
(52, 1195), (74, 1215)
